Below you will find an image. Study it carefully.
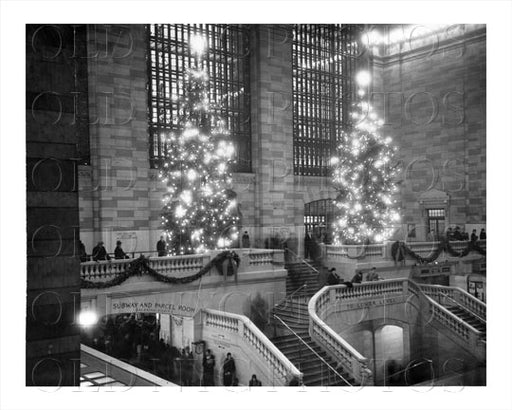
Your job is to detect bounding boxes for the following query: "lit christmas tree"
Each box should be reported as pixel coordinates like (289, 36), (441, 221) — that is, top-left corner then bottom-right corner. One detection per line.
(331, 72), (401, 244)
(159, 35), (239, 255)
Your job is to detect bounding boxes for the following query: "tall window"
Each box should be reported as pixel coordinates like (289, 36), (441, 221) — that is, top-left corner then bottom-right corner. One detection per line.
(427, 208), (446, 237)
(292, 25), (359, 176)
(147, 24), (251, 171)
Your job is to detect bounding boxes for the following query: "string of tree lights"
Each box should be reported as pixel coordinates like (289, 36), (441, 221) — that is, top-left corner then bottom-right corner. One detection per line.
(159, 34), (239, 255)
(331, 71), (402, 245)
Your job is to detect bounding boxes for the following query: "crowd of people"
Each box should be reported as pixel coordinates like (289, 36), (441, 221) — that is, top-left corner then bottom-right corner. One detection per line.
(77, 239), (132, 262)
(430, 226), (486, 242)
(82, 314), (196, 385)
(82, 313), (268, 386)
(326, 266), (381, 287)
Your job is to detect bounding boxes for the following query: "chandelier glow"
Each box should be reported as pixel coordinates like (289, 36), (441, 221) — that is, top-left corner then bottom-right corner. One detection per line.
(159, 37), (239, 255)
(331, 88), (401, 245)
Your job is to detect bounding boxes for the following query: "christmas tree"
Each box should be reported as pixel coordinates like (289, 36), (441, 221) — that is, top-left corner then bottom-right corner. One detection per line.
(331, 72), (401, 244)
(159, 35), (239, 255)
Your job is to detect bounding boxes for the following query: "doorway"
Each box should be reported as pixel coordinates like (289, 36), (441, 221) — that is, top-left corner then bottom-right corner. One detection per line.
(304, 199), (336, 244)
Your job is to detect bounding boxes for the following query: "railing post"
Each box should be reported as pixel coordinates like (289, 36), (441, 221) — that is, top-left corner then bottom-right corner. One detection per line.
(329, 288), (335, 304)
(402, 280), (408, 296)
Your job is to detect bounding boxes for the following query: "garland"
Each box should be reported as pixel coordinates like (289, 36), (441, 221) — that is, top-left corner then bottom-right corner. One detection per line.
(344, 242), (369, 260)
(391, 238), (486, 264)
(81, 251), (241, 289)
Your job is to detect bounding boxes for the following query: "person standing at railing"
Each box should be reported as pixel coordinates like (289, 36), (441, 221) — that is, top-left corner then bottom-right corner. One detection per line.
(327, 268), (340, 285)
(92, 241), (110, 261)
(157, 236), (167, 257)
(479, 228), (486, 240)
(222, 352), (236, 386)
(114, 240), (130, 259)
(351, 270), (363, 284)
(78, 240), (88, 262)
(471, 229), (478, 242)
(304, 231), (312, 260)
(366, 267), (380, 281)
(242, 231), (250, 248)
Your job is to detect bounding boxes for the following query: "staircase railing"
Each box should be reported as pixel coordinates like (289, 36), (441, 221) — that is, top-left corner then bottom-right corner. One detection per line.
(418, 284), (486, 322)
(308, 285), (374, 386)
(200, 308), (303, 386)
(272, 314), (353, 387)
(407, 281), (486, 355)
(274, 283), (308, 311)
(284, 248), (319, 274)
(308, 279), (486, 385)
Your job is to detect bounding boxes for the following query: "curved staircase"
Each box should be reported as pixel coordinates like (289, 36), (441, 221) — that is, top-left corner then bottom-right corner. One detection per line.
(271, 258), (354, 386)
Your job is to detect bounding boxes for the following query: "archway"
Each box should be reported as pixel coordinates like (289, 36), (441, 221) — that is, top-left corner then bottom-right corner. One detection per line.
(375, 324), (405, 385)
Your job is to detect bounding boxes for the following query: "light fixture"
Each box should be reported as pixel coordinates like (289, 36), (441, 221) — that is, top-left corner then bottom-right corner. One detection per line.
(190, 34), (207, 56)
(356, 70), (371, 87)
(78, 310), (98, 327)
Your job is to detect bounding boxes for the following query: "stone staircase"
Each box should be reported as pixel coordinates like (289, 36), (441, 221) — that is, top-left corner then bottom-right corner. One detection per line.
(271, 260), (355, 386)
(444, 305), (486, 341)
(285, 261), (323, 297)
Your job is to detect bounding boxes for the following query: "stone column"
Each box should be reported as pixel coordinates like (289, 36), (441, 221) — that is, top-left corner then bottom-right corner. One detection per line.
(249, 25), (296, 247)
(159, 314), (171, 343)
(84, 24), (151, 253)
(26, 24), (83, 386)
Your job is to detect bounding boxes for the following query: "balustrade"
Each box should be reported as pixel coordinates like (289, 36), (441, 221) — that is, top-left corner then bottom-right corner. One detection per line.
(81, 248), (284, 283)
(201, 308), (302, 385)
(419, 284), (486, 321)
(326, 244), (384, 262)
(309, 286), (374, 386)
(80, 259), (134, 281)
(309, 278), (486, 385)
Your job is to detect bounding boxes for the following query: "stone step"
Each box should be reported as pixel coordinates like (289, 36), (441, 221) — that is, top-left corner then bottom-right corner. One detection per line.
(271, 332), (310, 344)
(281, 349), (331, 363)
(445, 306), (486, 332)
(273, 306), (309, 316)
(273, 307), (309, 317)
(303, 372), (353, 387)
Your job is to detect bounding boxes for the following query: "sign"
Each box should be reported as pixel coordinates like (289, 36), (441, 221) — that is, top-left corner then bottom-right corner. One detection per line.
(110, 293), (199, 316)
(115, 231), (138, 253)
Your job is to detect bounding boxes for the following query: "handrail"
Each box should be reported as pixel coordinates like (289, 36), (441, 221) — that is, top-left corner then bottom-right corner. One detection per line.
(272, 314), (352, 387)
(284, 248), (319, 274)
(408, 281), (485, 344)
(309, 285), (374, 385)
(308, 278), (486, 384)
(81, 248), (285, 282)
(202, 308), (302, 385)
(274, 284), (307, 310)
(422, 288), (486, 324)
(418, 284), (486, 320)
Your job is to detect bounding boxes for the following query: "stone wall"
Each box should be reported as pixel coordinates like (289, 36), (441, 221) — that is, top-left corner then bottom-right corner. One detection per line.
(370, 25), (486, 240)
(79, 24), (151, 251)
(26, 24), (85, 385)
(78, 24), (486, 254)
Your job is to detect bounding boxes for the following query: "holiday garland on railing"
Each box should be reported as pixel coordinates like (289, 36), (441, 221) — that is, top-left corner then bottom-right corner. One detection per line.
(391, 239), (486, 264)
(344, 242), (369, 260)
(81, 251), (241, 289)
